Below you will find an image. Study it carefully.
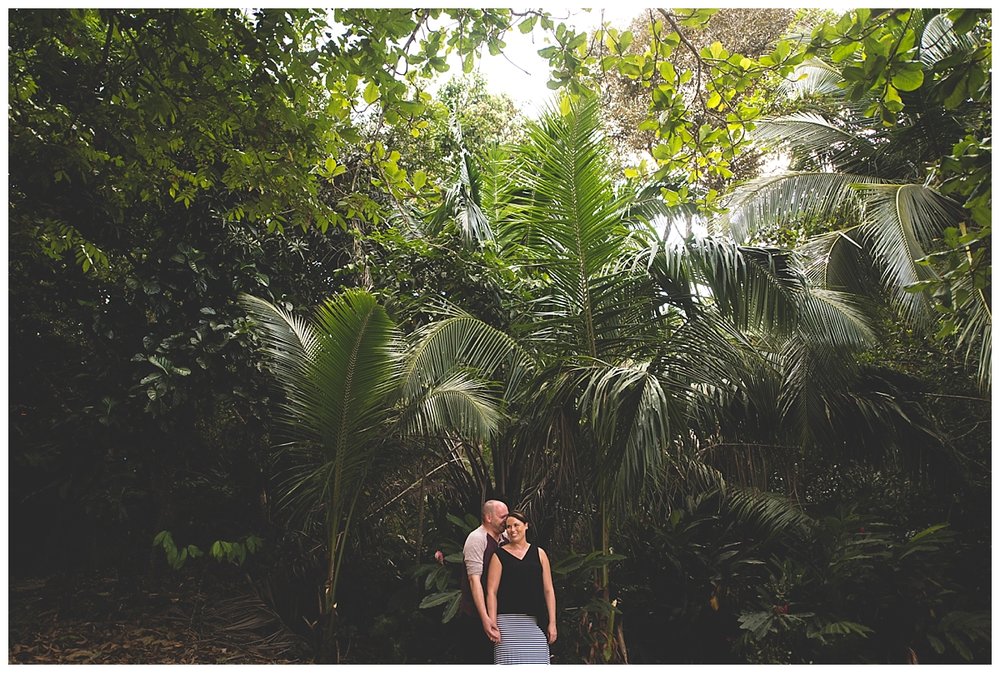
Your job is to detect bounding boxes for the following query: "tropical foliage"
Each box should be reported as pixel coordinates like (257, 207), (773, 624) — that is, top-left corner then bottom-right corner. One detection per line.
(720, 9), (991, 392)
(9, 6), (990, 665)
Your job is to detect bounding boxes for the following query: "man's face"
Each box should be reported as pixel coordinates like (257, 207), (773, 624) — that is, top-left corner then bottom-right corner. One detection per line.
(489, 503), (509, 535)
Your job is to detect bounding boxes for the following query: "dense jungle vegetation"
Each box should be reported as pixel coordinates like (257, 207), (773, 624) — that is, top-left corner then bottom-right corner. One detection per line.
(8, 7), (991, 664)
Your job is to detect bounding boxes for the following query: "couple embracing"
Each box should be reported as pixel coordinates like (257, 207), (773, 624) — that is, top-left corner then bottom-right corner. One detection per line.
(460, 500), (557, 665)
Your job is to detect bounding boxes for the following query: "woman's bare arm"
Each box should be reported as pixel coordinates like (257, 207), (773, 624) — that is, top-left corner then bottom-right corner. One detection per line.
(485, 553), (503, 642)
(539, 548), (557, 644)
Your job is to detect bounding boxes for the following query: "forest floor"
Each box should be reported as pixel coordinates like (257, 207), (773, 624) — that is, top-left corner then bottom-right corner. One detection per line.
(9, 572), (311, 664)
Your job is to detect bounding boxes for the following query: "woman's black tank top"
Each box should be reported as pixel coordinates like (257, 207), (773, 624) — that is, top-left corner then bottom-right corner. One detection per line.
(496, 544), (545, 622)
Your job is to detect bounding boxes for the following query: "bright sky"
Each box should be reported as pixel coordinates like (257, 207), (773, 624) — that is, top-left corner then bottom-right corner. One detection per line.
(440, 7), (642, 116)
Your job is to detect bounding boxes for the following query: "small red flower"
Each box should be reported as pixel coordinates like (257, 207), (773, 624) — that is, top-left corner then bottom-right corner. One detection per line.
(434, 550), (445, 565)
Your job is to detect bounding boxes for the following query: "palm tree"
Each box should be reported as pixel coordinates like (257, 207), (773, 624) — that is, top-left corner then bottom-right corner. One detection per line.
(240, 289), (527, 661)
(413, 94), (918, 660)
(717, 11), (991, 391)
(474, 95), (882, 660)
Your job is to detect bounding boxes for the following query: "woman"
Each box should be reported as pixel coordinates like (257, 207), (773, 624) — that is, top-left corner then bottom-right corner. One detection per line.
(485, 510), (557, 664)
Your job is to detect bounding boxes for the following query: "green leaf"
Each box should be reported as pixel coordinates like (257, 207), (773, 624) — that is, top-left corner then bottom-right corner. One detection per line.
(441, 592), (462, 622)
(559, 95), (572, 116)
(419, 590), (461, 609)
(883, 84), (903, 111)
(363, 80), (379, 105)
(657, 61), (677, 82)
(908, 523), (949, 543)
(891, 66), (924, 91)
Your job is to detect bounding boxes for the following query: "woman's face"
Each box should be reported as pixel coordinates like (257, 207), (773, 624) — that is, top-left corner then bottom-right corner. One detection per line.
(505, 517), (528, 543)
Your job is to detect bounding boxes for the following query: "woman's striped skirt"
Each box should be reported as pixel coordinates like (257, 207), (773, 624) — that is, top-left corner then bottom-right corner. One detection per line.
(494, 613), (550, 665)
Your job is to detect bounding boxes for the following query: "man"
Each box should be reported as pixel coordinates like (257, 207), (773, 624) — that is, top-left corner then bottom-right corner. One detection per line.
(459, 499), (508, 662)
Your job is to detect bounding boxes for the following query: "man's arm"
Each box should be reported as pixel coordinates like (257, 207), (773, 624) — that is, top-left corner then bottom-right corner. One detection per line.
(463, 531), (499, 641)
(469, 572), (500, 641)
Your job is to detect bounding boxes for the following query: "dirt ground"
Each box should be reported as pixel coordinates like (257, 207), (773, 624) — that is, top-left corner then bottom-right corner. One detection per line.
(8, 572), (310, 664)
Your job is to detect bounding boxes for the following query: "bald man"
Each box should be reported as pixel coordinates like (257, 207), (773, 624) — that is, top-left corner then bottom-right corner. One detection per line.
(458, 499), (509, 661)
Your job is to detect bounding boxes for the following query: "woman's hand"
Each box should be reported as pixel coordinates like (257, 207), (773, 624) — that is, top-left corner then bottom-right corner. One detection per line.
(546, 622), (557, 645)
(483, 618), (500, 644)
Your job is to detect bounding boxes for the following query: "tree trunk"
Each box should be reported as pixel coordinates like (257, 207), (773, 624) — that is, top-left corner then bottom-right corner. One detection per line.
(318, 607), (340, 663)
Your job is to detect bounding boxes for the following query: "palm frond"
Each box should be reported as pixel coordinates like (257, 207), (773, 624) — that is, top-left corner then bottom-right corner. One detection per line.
(718, 171), (882, 243)
(751, 112), (879, 172)
(856, 183), (963, 323)
(402, 306), (533, 401)
(241, 290), (401, 527)
(779, 57), (845, 99)
(577, 360), (673, 509)
(504, 96), (631, 346)
(797, 228), (867, 287)
(945, 268), (992, 392)
(797, 287), (876, 348)
(307, 290), (403, 449)
(478, 144), (518, 246)
(240, 293), (321, 405)
(400, 372), (504, 442)
(726, 487), (813, 538)
(651, 237), (821, 337)
(620, 179), (695, 230)
(774, 337), (860, 448)
(920, 12), (977, 67)
(428, 150), (494, 246)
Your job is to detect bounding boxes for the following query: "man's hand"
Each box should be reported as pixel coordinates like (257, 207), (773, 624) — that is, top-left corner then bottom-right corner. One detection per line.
(483, 619), (501, 644)
(546, 623), (557, 645)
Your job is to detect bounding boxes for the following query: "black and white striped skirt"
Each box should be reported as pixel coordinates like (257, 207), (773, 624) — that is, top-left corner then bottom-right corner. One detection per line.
(494, 613), (550, 665)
